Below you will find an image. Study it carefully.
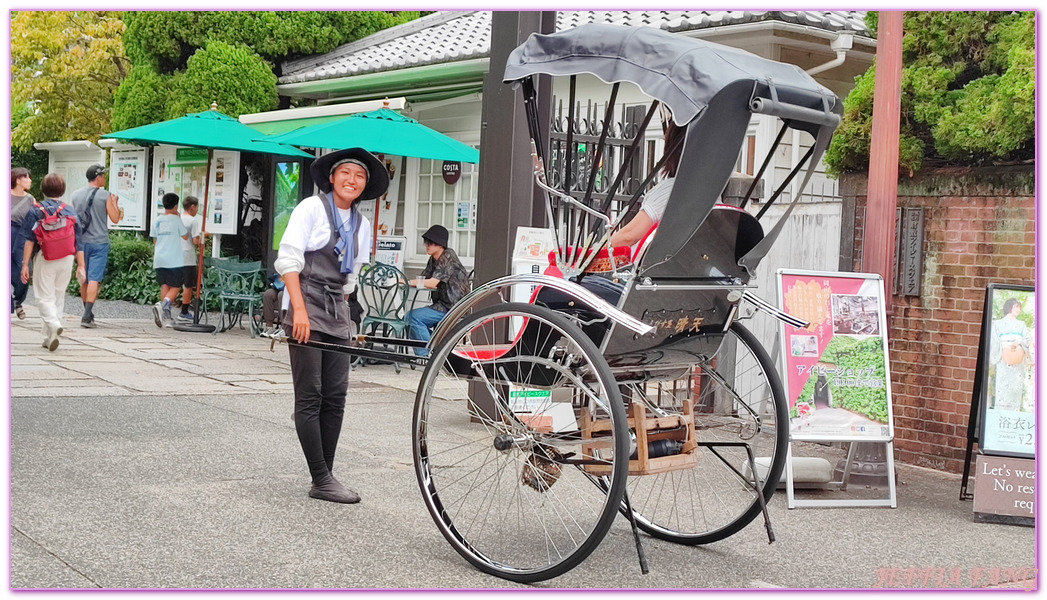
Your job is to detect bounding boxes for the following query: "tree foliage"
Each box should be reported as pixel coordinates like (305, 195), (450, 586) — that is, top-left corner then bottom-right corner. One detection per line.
(167, 41), (279, 119)
(113, 11), (422, 127)
(10, 11), (130, 151)
(11, 104), (49, 199)
(825, 11), (1034, 177)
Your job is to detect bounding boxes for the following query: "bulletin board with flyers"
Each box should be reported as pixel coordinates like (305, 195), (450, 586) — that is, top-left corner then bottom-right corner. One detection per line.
(205, 150), (239, 235)
(109, 148), (148, 231)
(150, 145), (239, 235)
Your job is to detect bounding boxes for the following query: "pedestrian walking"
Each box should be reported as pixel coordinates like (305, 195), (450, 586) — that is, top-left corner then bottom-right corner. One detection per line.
(150, 193), (188, 328)
(19, 173), (86, 351)
(275, 147), (388, 504)
(70, 164), (123, 328)
(11, 167), (35, 320)
(178, 195), (204, 322)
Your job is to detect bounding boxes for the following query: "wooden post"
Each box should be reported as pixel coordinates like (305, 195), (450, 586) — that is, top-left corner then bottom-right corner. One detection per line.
(469, 11), (555, 419)
(862, 11), (904, 309)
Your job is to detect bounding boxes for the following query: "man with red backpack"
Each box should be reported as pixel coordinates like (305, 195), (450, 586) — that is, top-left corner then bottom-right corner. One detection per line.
(19, 173), (86, 352)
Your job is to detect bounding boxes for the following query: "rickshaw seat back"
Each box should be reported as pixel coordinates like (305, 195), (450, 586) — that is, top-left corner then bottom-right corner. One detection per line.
(599, 205), (763, 363)
(636, 81), (757, 281)
(632, 205), (763, 275)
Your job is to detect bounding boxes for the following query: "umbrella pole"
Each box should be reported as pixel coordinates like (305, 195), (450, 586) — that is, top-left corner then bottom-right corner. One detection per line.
(175, 147), (217, 333)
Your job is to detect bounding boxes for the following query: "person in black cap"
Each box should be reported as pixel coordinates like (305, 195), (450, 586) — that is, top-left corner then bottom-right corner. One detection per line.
(70, 164), (122, 327)
(274, 147), (389, 504)
(405, 224), (470, 356)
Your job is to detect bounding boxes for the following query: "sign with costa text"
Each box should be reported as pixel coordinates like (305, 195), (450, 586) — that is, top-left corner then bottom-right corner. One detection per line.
(442, 161), (462, 185)
(777, 269), (895, 442)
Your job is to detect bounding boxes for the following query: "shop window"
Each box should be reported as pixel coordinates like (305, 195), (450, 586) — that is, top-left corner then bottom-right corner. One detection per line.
(409, 152), (479, 264)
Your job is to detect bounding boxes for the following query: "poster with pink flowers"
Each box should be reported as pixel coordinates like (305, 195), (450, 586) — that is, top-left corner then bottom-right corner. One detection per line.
(777, 269), (895, 442)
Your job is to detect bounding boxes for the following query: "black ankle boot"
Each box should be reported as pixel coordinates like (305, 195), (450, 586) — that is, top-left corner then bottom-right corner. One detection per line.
(309, 474), (360, 504)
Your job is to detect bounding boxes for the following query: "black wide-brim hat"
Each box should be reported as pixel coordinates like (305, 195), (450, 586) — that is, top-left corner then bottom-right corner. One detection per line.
(310, 147), (390, 199)
(421, 224), (450, 248)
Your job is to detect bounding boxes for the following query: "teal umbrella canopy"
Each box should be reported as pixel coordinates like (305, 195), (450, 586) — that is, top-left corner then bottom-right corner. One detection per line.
(103, 109), (313, 158)
(266, 108), (479, 163)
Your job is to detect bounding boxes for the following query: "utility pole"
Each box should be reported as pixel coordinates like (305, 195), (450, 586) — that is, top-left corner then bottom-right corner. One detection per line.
(469, 11), (556, 419)
(474, 11), (556, 287)
(862, 11), (904, 306)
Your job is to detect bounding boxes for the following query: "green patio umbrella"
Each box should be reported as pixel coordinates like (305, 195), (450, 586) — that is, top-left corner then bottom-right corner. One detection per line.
(265, 108), (480, 163)
(103, 107), (313, 332)
(103, 108), (314, 158)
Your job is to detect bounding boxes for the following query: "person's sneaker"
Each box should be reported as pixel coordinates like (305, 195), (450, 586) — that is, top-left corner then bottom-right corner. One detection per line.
(81, 316), (97, 328)
(152, 302), (164, 328)
(44, 323), (59, 352)
(15, 305), (25, 320)
(177, 311), (194, 322)
(163, 306), (173, 322)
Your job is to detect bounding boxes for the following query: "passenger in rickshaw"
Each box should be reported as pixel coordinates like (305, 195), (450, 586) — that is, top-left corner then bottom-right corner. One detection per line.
(406, 225), (470, 356)
(536, 116), (686, 315)
(607, 117), (685, 249)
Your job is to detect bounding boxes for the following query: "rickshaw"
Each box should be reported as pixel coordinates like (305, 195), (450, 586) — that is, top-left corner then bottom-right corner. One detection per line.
(270, 24), (842, 583)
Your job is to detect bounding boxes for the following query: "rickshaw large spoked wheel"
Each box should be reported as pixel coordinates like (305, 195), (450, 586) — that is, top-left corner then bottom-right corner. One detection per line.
(412, 302), (629, 583)
(618, 322), (788, 545)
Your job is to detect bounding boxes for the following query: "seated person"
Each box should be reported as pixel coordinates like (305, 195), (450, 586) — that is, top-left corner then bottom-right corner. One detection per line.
(538, 117), (687, 314)
(261, 273), (285, 334)
(608, 118), (685, 249)
(406, 225), (470, 356)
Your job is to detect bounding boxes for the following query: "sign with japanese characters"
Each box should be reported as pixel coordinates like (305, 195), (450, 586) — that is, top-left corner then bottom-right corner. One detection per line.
(777, 270), (895, 442)
(977, 284), (1035, 458)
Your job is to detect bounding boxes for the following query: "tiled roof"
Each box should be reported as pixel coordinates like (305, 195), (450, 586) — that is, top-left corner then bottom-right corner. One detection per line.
(280, 10), (871, 85)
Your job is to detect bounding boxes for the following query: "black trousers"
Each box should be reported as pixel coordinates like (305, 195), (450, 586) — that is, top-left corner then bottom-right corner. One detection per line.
(288, 330), (351, 483)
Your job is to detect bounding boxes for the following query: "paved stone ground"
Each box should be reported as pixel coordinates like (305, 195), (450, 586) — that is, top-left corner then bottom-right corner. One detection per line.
(6, 304), (1038, 592)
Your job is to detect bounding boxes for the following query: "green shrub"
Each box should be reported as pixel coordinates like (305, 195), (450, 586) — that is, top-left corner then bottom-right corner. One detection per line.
(825, 11), (1034, 176)
(111, 65), (170, 131)
(68, 231), (159, 303)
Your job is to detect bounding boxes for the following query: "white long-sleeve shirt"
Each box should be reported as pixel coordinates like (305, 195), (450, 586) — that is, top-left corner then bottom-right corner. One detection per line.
(274, 195), (372, 293)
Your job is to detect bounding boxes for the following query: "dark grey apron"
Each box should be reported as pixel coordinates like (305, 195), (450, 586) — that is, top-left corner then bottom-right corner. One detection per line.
(283, 196), (351, 339)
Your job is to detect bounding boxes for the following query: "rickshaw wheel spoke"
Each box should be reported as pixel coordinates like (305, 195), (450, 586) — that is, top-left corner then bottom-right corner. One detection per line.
(614, 322), (788, 544)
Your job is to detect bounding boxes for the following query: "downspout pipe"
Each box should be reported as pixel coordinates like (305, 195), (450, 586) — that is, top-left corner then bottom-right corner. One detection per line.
(806, 33), (854, 76)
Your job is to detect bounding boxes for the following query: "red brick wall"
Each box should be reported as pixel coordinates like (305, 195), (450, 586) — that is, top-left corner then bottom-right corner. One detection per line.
(839, 166), (1035, 473)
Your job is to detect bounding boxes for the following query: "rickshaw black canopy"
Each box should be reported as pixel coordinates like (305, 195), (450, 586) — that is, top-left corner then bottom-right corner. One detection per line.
(503, 23), (839, 130)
